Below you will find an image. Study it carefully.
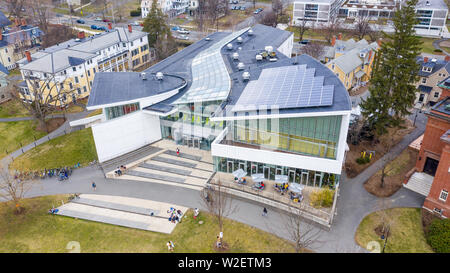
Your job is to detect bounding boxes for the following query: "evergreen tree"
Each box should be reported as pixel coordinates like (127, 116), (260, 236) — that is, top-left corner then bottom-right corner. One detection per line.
(360, 0), (422, 136)
(142, 0), (177, 60)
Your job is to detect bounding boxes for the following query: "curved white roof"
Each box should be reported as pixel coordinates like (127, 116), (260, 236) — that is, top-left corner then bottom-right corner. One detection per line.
(174, 27), (249, 104)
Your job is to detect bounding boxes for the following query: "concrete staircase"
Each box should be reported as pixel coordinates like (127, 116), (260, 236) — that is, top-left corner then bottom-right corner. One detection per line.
(54, 194), (188, 233)
(100, 144), (163, 173)
(404, 172), (434, 196)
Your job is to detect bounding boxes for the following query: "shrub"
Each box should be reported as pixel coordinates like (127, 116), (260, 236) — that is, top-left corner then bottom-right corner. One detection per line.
(356, 156), (371, 165)
(309, 188), (335, 208)
(426, 218), (450, 253)
(434, 49), (443, 53)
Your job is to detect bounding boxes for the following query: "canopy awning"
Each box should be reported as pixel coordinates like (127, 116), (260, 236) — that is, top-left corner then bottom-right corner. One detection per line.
(232, 169), (247, 179)
(275, 175), (288, 183)
(289, 183), (304, 194)
(355, 70), (365, 79)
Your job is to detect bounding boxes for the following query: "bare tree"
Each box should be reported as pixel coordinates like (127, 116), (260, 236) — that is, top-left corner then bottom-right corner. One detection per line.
(195, 0), (206, 32)
(295, 17), (310, 42)
(300, 42), (325, 60)
(282, 205), (323, 253)
(0, 164), (36, 214)
(41, 24), (76, 48)
(272, 0), (283, 17)
(5, 0), (26, 18)
(206, 0), (226, 31)
(9, 74), (74, 132)
(200, 180), (238, 249)
(354, 14), (372, 40)
(258, 10), (278, 28)
(29, 0), (50, 34)
(318, 17), (343, 43)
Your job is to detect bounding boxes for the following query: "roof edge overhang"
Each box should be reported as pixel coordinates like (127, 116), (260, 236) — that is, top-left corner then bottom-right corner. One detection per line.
(211, 110), (351, 121)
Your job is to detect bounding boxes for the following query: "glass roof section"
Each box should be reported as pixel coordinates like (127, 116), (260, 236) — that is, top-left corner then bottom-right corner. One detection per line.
(174, 28), (250, 104)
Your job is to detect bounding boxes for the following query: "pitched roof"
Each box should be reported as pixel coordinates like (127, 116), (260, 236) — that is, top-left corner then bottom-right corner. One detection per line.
(0, 25), (43, 48)
(0, 62), (9, 75)
(327, 39), (378, 74)
(417, 56), (449, 77)
(0, 11), (11, 27)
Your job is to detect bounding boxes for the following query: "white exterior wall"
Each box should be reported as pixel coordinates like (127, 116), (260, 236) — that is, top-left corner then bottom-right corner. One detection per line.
(277, 33), (294, 58)
(211, 113), (350, 175)
(91, 111), (162, 162)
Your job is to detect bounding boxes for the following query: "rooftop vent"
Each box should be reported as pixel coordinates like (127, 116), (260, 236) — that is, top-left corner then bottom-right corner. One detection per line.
(256, 54), (263, 61)
(431, 58), (437, 62)
(75, 38), (81, 42)
(426, 1), (430, 5)
(248, 29), (254, 36)
(156, 72), (164, 80)
(205, 37), (211, 41)
(359, 52), (366, 58)
(265, 46), (273, 52)
(242, 72), (250, 81)
(237, 37), (243, 43)
(269, 58), (277, 62)
(227, 43), (233, 50)
(237, 62), (245, 70)
(141, 72), (147, 80)
(232, 52), (239, 60)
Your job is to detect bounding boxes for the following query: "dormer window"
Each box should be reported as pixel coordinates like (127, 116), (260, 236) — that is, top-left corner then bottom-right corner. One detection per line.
(422, 66), (432, 72)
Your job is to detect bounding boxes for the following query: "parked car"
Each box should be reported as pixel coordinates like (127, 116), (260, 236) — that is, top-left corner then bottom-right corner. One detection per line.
(103, 19), (111, 22)
(299, 39), (309, 44)
(97, 26), (107, 31)
(177, 28), (189, 34)
(90, 25), (98, 30)
(94, 17), (102, 21)
(240, 6), (246, 10)
(76, 19), (85, 24)
(178, 35), (189, 40)
(254, 8), (263, 14)
(171, 26), (180, 31)
(233, 0), (238, 3)
(132, 21), (140, 26)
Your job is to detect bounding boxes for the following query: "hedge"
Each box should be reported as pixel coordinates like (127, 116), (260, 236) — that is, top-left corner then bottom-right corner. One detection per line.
(426, 218), (450, 253)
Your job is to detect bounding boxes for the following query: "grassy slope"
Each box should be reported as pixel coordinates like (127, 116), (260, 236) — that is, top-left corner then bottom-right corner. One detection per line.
(10, 128), (98, 171)
(0, 100), (29, 118)
(0, 121), (47, 160)
(0, 195), (296, 253)
(355, 208), (433, 253)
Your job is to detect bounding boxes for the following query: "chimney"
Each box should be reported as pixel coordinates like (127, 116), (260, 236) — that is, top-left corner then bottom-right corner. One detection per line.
(331, 35), (336, 46)
(77, 31), (85, 39)
(445, 55), (450, 62)
(21, 18), (26, 26)
(368, 50), (372, 62)
(337, 33), (342, 40)
(128, 24), (132, 33)
(108, 22), (112, 30)
(424, 57), (428, 63)
(377, 38), (383, 47)
(0, 31), (2, 41)
(25, 51), (31, 62)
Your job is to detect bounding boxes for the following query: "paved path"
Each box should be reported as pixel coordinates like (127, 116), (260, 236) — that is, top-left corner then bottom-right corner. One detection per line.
(432, 38), (450, 56)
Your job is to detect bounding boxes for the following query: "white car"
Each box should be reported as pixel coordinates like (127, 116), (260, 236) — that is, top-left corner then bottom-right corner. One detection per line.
(177, 29), (190, 34)
(132, 21), (140, 26)
(94, 17), (102, 21)
(176, 35), (189, 40)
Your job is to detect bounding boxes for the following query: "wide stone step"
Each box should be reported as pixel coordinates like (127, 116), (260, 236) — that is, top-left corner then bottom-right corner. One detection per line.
(72, 197), (160, 217)
(404, 172), (433, 196)
(163, 150), (202, 161)
(126, 170), (185, 184)
(139, 162), (192, 176)
(151, 156), (197, 168)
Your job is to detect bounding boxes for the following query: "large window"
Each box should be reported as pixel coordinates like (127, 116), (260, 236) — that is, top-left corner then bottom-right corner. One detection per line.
(105, 102), (140, 120)
(231, 116), (342, 159)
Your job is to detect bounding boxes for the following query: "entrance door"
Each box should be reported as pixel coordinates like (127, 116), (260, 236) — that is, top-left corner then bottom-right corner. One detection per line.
(423, 157), (439, 176)
(227, 161), (234, 173)
(276, 167), (283, 175)
(288, 169), (296, 182)
(239, 162), (246, 171)
(251, 163), (257, 174)
(301, 171), (309, 185)
(263, 166), (270, 179)
(314, 173), (322, 187)
(193, 138), (200, 149)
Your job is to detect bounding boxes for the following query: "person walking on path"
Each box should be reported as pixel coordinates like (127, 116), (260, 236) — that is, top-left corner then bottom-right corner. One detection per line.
(262, 207), (268, 217)
(193, 208), (199, 219)
(92, 182), (96, 191)
(167, 241), (174, 252)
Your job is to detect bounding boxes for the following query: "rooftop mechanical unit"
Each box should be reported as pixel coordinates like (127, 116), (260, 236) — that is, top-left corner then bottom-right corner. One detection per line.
(156, 72), (164, 80)
(237, 62), (245, 70)
(227, 43), (233, 50)
(232, 52), (239, 60)
(242, 71), (250, 81)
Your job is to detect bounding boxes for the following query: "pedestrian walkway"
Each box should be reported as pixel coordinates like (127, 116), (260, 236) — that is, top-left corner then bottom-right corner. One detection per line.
(55, 194), (188, 234)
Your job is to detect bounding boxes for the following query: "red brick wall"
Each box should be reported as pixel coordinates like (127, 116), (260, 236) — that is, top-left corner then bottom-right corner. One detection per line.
(416, 115), (450, 172)
(423, 143), (450, 218)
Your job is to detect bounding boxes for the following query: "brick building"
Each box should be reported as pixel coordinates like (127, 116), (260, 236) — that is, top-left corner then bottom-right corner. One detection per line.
(405, 76), (450, 218)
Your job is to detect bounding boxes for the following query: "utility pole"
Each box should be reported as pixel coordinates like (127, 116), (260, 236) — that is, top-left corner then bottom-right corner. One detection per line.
(110, 0), (116, 24)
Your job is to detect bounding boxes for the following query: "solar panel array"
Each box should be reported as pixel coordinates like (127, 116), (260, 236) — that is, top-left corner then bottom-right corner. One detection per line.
(174, 28), (250, 104)
(232, 65), (334, 112)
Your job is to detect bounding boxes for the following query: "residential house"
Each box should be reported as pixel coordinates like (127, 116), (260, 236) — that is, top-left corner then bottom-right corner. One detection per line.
(0, 62), (10, 103)
(414, 55), (450, 106)
(141, 0), (189, 18)
(325, 35), (379, 91)
(405, 78), (450, 218)
(0, 16), (44, 70)
(17, 25), (155, 106)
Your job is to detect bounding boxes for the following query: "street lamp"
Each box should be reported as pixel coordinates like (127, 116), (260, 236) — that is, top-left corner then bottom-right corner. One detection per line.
(413, 102), (424, 127)
(380, 225), (390, 253)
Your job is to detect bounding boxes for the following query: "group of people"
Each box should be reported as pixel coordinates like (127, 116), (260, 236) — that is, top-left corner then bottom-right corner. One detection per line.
(274, 182), (289, 194)
(234, 177), (247, 185)
(114, 165), (127, 176)
(252, 181), (265, 190)
(167, 207), (183, 223)
(290, 191), (303, 203)
(58, 168), (71, 181)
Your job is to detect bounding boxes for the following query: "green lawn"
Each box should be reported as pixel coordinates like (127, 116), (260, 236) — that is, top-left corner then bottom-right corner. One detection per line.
(10, 128), (98, 171)
(0, 195), (296, 253)
(419, 37), (442, 55)
(0, 121), (47, 160)
(0, 100), (29, 118)
(86, 109), (102, 117)
(355, 208), (433, 253)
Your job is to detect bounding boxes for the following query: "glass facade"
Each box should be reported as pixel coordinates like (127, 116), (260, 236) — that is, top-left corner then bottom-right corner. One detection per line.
(214, 156), (340, 189)
(105, 102), (140, 120)
(230, 115), (342, 159)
